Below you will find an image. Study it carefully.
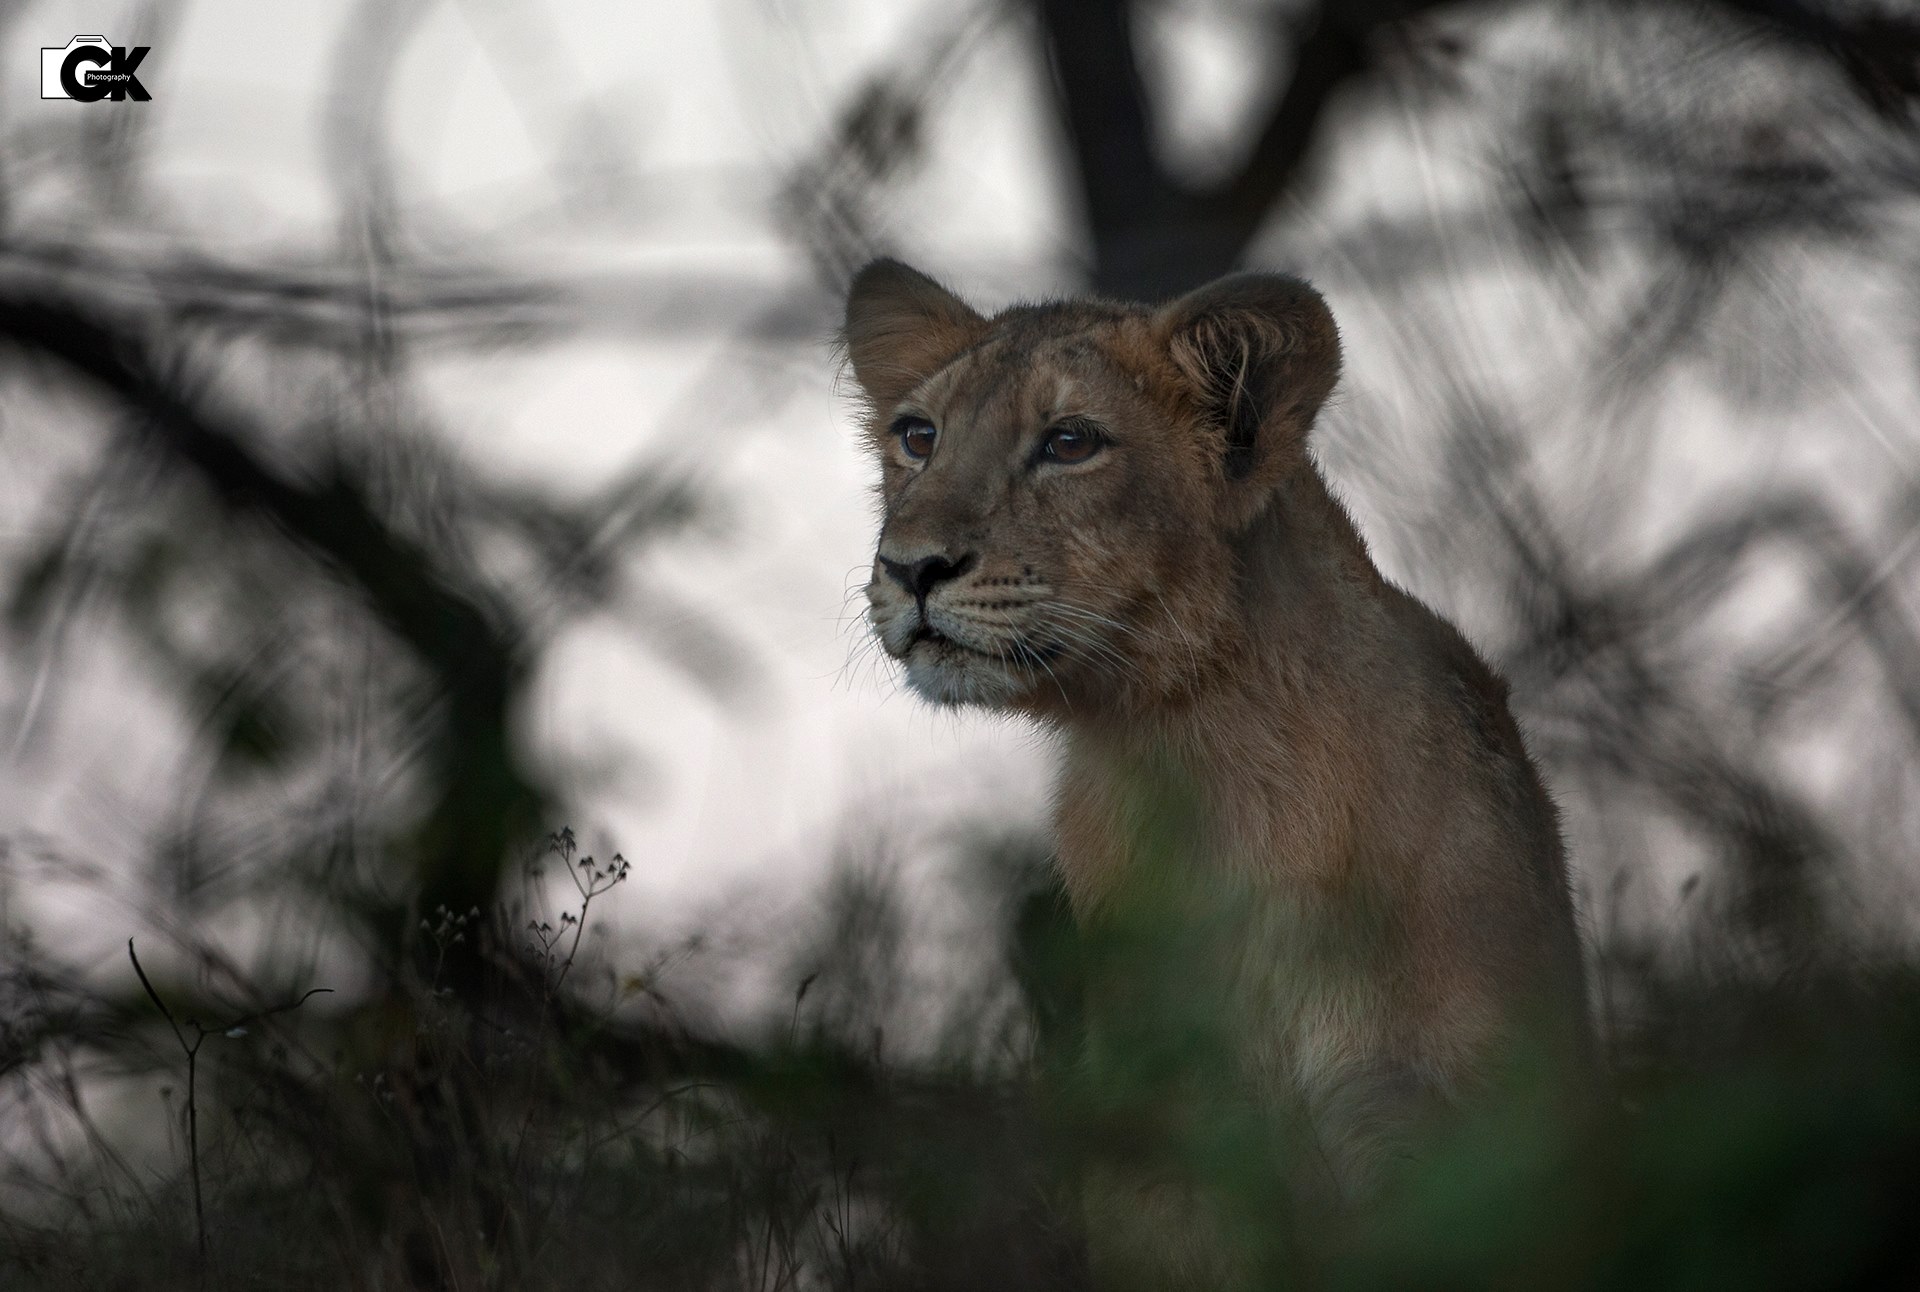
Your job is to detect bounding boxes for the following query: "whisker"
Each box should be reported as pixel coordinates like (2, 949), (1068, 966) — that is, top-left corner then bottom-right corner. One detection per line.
(1036, 615), (1139, 682)
(1043, 602), (1145, 653)
(1146, 588), (1204, 681)
(1017, 635), (1071, 706)
(1045, 598), (1151, 644)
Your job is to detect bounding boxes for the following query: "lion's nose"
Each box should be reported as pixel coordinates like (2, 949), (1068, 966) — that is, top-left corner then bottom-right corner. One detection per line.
(879, 551), (976, 601)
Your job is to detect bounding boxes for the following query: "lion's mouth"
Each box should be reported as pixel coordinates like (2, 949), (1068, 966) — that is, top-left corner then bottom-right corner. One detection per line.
(907, 624), (1061, 667)
(908, 624), (969, 653)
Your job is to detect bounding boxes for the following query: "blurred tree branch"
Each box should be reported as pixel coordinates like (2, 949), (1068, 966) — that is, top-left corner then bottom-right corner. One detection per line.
(1036, 0), (1457, 295)
(1704, 0), (1920, 114)
(0, 293), (544, 982)
(1035, 0), (1920, 297)
(0, 238), (832, 343)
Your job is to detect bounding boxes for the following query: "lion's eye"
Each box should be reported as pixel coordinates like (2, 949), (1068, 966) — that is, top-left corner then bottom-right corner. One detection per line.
(893, 416), (937, 461)
(1041, 420), (1105, 465)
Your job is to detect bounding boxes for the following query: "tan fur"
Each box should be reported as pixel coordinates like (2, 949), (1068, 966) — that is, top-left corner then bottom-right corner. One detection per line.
(842, 260), (1590, 1269)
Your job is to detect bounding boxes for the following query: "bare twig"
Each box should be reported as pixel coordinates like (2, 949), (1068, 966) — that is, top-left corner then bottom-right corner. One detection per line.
(127, 939), (331, 1268)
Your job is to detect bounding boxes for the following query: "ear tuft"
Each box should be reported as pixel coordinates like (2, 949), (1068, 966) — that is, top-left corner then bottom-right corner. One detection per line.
(1155, 274), (1342, 485)
(842, 259), (986, 415)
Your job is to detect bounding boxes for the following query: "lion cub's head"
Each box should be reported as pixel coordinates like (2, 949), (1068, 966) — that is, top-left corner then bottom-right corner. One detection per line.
(842, 260), (1341, 712)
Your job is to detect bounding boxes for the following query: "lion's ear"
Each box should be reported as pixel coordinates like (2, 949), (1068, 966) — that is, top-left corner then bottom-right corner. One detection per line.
(1155, 273), (1341, 514)
(842, 259), (986, 415)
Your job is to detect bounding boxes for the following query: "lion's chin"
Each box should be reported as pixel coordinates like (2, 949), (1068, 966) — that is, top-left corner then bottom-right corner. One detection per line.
(900, 639), (1027, 708)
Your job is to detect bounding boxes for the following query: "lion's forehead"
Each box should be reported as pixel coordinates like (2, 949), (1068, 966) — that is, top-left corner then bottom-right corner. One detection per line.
(918, 318), (1147, 432)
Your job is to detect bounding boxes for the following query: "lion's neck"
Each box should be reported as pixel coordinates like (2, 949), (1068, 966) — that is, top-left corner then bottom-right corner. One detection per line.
(1053, 468), (1397, 899)
(1100, 466), (1386, 731)
(1235, 468), (1382, 654)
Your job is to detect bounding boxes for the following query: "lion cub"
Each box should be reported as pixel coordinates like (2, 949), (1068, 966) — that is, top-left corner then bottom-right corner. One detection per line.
(842, 260), (1590, 1258)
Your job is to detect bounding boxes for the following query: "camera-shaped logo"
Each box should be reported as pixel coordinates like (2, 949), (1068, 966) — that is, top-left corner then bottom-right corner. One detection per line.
(41, 35), (151, 102)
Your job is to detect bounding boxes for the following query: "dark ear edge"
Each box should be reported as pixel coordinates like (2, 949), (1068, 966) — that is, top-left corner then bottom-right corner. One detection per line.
(1155, 274), (1342, 482)
(841, 259), (987, 416)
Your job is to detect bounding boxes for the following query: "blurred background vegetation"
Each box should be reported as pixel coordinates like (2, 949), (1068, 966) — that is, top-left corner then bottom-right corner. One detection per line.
(4, 0), (1920, 1287)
